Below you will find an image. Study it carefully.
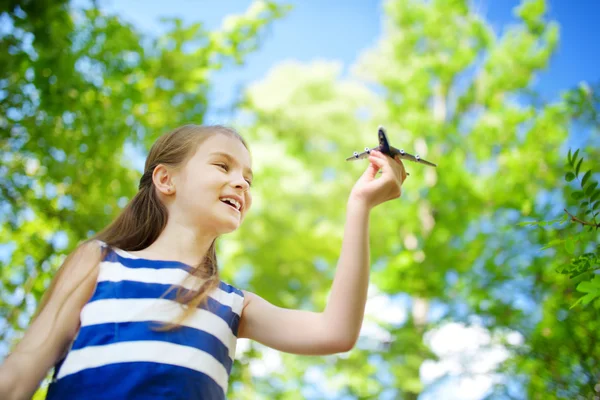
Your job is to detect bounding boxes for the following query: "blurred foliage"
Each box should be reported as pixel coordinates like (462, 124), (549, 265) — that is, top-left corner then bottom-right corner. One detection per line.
(2, 0), (599, 399)
(0, 0), (288, 390)
(226, 0), (598, 398)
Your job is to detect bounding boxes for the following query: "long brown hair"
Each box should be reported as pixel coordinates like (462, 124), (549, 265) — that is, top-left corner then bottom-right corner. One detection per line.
(35, 124), (249, 330)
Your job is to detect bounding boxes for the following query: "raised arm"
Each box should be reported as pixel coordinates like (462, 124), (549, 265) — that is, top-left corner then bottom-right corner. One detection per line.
(238, 150), (407, 355)
(0, 241), (101, 400)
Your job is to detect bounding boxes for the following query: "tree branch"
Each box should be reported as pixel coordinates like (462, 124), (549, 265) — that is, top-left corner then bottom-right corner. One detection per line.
(564, 208), (600, 227)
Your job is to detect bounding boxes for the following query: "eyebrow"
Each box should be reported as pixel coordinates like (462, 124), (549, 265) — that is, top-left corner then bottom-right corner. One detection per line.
(209, 151), (253, 179)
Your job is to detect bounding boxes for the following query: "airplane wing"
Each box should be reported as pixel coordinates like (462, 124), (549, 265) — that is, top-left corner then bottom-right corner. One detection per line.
(345, 148), (376, 161)
(391, 148), (437, 167)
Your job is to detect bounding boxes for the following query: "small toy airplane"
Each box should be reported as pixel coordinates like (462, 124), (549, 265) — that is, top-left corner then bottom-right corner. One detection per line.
(346, 126), (437, 167)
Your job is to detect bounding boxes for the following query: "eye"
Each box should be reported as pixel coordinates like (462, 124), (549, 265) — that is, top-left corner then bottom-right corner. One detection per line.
(215, 163), (229, 171)
(245, 179), (253, 187)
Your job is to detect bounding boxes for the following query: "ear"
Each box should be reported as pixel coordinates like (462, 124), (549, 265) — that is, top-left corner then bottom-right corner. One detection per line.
(152, 164), (176, 195)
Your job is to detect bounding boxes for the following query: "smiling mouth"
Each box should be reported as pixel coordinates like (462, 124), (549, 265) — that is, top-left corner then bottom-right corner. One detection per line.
(220, 200), (240, 212)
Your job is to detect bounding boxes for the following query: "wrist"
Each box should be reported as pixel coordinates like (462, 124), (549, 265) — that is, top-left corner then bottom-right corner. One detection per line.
(347, 193), (372, 214)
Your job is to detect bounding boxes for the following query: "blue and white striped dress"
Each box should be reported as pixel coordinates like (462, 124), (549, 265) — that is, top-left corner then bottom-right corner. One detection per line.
(46, 243), (245, 400)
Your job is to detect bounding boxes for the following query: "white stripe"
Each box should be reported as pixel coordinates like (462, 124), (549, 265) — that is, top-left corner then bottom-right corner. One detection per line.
(56, 340), (229, 391)
(97, 261), (244, 315)
(112, 247), (141, 259)
(209, 286), (244, 316)
(98, 261), (192, 288)
(80, 298), (237, 358)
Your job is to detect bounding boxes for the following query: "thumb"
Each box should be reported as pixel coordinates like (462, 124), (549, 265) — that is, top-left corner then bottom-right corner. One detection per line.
(362, 154), (384, 179)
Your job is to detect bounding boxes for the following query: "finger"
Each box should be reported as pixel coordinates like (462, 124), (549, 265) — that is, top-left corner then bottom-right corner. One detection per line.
(392, 155), (407, 181)
(398, 159), (407, 181)
(376, 151), (405, 174)
(362, 154), (383, 179)
(369, 150), (389, 161)
(369, 153), (386, 169)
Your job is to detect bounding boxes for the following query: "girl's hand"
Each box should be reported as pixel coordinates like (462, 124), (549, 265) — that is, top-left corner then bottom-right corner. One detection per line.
(349, 150), (407, 210)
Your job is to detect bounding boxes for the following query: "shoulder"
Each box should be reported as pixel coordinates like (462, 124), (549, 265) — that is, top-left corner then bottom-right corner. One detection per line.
(217, 280), (245, 315)
(218, 280), (245, 298)
(238, 290), (271, 317)
(37, 240), (104, 317)
(61, 240), (105, 282)
(43, 240), (102, 298)
(54, 239), (103, 278)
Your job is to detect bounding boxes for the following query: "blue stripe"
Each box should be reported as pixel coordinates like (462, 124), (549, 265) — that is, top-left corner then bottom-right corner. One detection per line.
(88, 281), (240, 333)
(47, 362), (225, 400)
(88, 279), (117, 304)
(103, 248), (245, 298)
(102, 247), (245, 298)
(103, 249), (194, 272)
(219, 281), (244, 298)
(70, 321), (233, 372)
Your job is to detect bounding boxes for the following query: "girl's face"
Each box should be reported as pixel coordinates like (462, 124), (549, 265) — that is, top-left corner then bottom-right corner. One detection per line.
(169, 134), (253, 235)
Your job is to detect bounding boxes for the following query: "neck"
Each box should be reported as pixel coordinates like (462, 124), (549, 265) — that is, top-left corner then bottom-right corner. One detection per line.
(135, 218), (217, 267)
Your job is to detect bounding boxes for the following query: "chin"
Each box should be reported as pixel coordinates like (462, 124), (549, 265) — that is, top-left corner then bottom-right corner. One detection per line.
(218, 223), (240, 234)
(216, 216), (243, 234)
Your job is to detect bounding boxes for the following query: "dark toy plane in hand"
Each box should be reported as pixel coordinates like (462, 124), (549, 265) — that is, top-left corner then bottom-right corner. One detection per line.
(346, 126), (437, 167)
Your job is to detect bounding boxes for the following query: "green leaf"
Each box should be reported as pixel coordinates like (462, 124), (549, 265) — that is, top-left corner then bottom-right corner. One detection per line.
(585, 181), (598, 195)
(576, 279), (599, 293)
(581, 170), (592, 187)
(565, 172), (575, 182)
(592, 190), (600, 203)
(581, 292), (600, 305)
(573, 149), (580, 166)
(568, 148), (573, 165)
(571, 191), (585, 200)
(592, 200), (600, 211)
(570, 296), (585, 309)
(541, 238), (565, 250)
(571, 288), (600, 307)
(580, 201), (589, 209)
(575, 158), (583, 175)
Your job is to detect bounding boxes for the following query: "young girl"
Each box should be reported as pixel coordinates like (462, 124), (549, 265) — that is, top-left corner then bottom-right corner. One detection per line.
(0, 124), (407, 399)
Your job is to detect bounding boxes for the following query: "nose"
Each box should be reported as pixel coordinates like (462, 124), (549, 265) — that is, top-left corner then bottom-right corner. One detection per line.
(231, 173), (250, 191)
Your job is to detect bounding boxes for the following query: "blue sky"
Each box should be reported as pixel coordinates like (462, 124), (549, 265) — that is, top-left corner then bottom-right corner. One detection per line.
(95, 0), (600, 123)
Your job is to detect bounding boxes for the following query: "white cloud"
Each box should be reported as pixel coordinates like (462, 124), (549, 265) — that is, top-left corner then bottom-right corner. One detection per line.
(364, 285), (408, 325)
(248, 344), (283, 378)
(420, 322), (523, 400)
(359, 285), (408, 344)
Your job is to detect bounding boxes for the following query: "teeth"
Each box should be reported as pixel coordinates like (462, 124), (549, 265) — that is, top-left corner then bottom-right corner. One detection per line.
(221, 197), (241, 210)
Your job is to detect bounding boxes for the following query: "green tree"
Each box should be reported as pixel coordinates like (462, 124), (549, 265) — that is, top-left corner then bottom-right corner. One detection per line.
(223, 0), (597, 398)
(0, 0), (288, 393)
